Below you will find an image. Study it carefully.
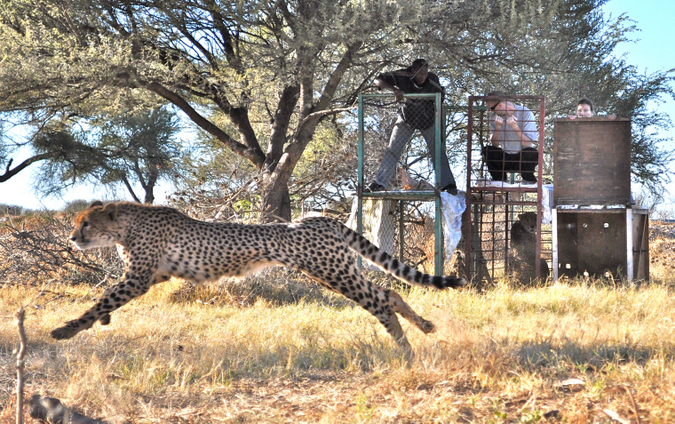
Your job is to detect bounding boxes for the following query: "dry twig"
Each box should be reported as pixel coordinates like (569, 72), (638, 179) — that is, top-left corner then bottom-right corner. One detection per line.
(14, 307), (26, 424)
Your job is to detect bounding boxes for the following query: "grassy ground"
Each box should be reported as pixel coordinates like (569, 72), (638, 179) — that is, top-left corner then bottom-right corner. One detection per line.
(2, 267), (675, 423)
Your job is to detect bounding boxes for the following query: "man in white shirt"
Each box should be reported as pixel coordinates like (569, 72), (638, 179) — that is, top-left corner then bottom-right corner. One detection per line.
(482, 91), (539, 183)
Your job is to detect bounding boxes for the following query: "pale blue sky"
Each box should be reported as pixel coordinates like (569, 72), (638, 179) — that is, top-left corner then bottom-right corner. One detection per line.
(602, 0), (675, 210)
(3, 0), (675, 211)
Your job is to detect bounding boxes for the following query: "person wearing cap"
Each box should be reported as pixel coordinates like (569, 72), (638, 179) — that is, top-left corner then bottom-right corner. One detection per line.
(366, 59), (458, 195)
(482, 91), (539, 184)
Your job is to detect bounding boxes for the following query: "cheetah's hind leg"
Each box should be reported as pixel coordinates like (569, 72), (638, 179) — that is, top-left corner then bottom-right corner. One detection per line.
(385, 289), (436, 334)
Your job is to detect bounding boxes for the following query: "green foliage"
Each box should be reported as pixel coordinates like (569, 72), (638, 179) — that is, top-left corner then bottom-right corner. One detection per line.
(62, 199), (95, 213)
(0, 0), (672, 215)
(33, 107), (183, 204)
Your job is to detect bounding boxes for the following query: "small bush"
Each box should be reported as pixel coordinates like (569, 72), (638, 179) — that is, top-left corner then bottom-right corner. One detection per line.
(0, 211), (122, 287)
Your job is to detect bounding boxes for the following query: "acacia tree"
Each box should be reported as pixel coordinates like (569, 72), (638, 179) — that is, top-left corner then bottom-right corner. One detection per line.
(0, 0), (672, 219)
(32, 107), (181, 204)
(0, 0), (413, 221)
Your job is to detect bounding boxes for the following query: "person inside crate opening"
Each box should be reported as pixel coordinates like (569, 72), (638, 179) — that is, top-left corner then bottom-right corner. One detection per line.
(365, 59), (458, 195)
(482, 91), (539, 184)
(568, 98), (616, 120)
(576, 98), (594, 117)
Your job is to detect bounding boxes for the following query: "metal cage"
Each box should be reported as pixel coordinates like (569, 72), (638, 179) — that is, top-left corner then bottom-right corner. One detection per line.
(465, 95), (550, 285)
(356, 93), (446, 275)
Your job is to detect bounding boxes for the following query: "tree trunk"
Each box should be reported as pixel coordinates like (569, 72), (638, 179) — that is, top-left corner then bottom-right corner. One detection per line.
(143, 189), (155, 205)
(258, 129), (314, 223)
(260, 178), (292, 223)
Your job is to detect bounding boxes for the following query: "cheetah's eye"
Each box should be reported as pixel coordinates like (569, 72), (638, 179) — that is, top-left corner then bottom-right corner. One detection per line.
(82, 222), (90, 228)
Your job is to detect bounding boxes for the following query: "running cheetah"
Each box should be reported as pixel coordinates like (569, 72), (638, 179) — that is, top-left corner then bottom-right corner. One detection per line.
(52, 202), (466, 350)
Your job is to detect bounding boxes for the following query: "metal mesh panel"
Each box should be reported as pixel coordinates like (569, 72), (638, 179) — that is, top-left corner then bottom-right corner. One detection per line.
(467, 198), (553, 286)
(357, 93), (447, 275)
(358, 197), (460, 275)
(359, 94), (443, 191)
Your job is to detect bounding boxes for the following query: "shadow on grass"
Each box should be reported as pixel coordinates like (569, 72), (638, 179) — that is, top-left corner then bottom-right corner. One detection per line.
(514, 337), (671, 370)
(168, 268), (354, 309)
(168, 267), (418, 310)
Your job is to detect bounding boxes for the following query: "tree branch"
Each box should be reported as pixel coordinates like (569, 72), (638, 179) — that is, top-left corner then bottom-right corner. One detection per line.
(144, 82), (265, 168)
(15, 307), (26, 424)
(265, 84), (300, 171)
(314, 41), (363, 113)
(204, 0), (243, 72)
(0, 153), (54, 183)
(299, 106), (356, 127)
(120, 175), (141, 203)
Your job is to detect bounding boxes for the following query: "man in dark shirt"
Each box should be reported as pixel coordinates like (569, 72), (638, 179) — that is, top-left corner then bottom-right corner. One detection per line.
(367, 59), (458, 195)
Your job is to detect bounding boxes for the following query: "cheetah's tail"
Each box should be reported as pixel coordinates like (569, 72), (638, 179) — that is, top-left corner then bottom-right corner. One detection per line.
(340, 224), (467, 289)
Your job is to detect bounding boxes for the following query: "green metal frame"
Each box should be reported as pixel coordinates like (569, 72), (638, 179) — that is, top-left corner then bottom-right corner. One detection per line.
(357, 93), (445, 275)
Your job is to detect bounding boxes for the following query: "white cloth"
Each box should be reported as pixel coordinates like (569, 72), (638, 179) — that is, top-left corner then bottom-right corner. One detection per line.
(542, 184), (553, 224)
(439, 192), (466, 257)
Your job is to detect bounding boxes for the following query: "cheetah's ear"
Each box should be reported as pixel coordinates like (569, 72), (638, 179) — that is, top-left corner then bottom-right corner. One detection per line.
(100, 203), (118, 221)
(89, 200), (104, 209)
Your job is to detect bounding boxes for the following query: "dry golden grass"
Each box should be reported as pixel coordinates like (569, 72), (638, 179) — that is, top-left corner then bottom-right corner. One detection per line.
(1, 220), (674, 422)
(1, 266), (675, 423)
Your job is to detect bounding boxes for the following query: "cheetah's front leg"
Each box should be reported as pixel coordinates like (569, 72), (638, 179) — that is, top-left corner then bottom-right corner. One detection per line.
(51, 270), (153, 340)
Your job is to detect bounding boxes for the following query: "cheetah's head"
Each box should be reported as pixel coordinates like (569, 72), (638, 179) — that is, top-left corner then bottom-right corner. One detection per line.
(69, 201), (125, 250)
(517, 212), (538, 234)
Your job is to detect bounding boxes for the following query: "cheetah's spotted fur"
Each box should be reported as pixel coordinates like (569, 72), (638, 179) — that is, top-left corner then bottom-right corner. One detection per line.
(52, 202), (466, 349)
